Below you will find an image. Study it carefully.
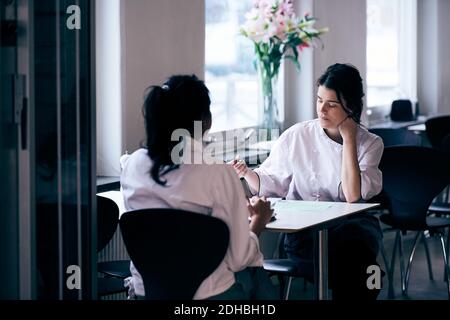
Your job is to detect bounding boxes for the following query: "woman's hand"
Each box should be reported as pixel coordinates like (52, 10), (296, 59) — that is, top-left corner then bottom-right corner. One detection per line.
(247, 197), (273, 237)
(228, 156), (248, 178)
(338, 117), (358, 142)
(227, 156), (261, 197)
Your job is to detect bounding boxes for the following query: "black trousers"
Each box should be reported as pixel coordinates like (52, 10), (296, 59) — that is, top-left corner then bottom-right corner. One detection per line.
(284, 213), (383, 300)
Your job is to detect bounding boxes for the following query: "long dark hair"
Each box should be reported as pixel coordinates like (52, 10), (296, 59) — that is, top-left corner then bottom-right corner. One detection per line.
(317, 63), (364, 124)
(142, 75), (211, 185)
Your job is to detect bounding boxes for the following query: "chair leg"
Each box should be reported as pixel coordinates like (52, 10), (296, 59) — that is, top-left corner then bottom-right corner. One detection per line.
(380, 242), (394, 299)
(398, 232), (407, 296)
(446, 227), (450, 265)
(284, 277), (293, 300)
(437, 233), (450, 299)
(388, 231), (400, 299)
(443, 228), (449, 282)
(277, 275), (285, 300)
(444, 185), (449, 203)
(421, 231), (434, 281)
(404, 231), (421, 295)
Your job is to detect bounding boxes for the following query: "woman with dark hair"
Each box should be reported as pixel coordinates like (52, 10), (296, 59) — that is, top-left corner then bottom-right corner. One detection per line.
(232, 64), (384, 299)
(120, 75), (276, 300)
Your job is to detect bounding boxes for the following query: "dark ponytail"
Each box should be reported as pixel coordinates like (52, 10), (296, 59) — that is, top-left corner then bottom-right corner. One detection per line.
(142, 75), (211, 185)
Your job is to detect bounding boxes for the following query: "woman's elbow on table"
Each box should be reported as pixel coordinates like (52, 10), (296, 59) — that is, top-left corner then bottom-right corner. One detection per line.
(346, 195), (362, 204)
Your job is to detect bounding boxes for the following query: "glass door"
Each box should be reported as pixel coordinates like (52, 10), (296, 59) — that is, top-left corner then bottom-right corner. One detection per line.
(34, 0), (96, 300)
(0, 0), (96, 300)
(0, 0), (22, 299)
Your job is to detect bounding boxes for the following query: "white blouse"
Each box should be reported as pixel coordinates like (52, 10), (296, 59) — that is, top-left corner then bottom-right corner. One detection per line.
(255, 119), (383, 202)
(120, 143), (263, 300)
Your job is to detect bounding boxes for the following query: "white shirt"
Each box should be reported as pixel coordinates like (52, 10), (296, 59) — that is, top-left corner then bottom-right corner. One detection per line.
(120, 142), (263, 299)
(255, 119), (383, 202)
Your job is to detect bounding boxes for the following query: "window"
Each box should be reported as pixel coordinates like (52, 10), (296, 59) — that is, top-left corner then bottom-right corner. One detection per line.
(366, 0), (417, 108)
(205, 0), (258, 132)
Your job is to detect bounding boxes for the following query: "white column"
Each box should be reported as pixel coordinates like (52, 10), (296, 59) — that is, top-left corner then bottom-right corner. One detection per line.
(96, 0), (122, 176)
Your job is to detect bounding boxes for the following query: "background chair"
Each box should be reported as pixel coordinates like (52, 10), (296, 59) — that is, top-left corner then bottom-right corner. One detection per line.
(263, 233), (311, 300)
(426, 116), (450, 216)
(119, 209), (229, 300)
(378, 146), (450, 298)
(96, 195), (129, 297)
(97, 195), (131, 280)
(425, 115), (450, 151)
(390, 99), (415, 121)
(36, 201), (127, 299)
(366, 128), (421, 297)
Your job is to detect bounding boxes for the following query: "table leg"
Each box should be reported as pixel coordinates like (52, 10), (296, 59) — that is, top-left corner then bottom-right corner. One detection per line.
(318, 229), (329, 300)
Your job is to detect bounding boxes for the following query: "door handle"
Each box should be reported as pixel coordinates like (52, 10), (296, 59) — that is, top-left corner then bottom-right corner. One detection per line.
(13, 75), (27, 150)
(21, 97), (27, 150)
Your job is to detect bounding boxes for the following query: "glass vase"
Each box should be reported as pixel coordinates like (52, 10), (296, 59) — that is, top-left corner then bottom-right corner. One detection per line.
(258, 65), (280, 131)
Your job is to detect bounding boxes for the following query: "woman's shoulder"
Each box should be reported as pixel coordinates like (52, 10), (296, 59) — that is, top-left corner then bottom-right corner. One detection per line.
(179, 163), (237, 187)
(120, 148), (152, 174)
(130, 148), (149, 159)
(204, 163), (237, 182)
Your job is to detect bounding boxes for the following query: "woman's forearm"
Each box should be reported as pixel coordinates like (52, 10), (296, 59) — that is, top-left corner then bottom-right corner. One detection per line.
(341, 137), (361, 203)
(244, 170), (260, 195)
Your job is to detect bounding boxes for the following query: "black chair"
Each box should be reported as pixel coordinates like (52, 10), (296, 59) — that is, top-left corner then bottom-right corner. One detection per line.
(425, 117), (450, 257)
(390, 99), (415, 121)
(97, 195), (131, 280)
(97, 196), (130, 297)
(425, 115), (450, 151)
(263, 233), (310, 299)
(378, 146), (450, 298)
(97, 278), (128, 297)
(369, 128), (422, 147)
(368, 126), (423, 274)
(97, 195), (120, 251)
(443, 134), (450, 151)
(119, 209), (229, 300)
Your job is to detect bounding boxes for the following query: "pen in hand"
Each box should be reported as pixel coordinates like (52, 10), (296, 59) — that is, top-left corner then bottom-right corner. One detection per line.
(229, 155), (248, 178)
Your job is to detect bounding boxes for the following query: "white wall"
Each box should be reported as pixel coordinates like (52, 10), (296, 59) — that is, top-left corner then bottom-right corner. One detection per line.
(284, 0), (367, 129)
(417, 0), (438, 117)
(314, 0), (367, 124)
(121, 0), (205, 153)
(96, 0), (122, 176)
(284, 0), (315, 128)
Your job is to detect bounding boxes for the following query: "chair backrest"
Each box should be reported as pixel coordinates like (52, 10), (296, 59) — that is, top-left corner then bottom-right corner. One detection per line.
(379, 146), (450, 230)
(425, 115), (450, 150)
(119, 209), (230, 300)
(442, 134), (450, 153)
(369, 128), (422, 147)
(390, 99), (415, 121)
(97, 195), (119, 252)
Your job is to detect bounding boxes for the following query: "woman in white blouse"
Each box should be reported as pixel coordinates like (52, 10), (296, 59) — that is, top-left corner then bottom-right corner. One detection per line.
(232, 64), (384, 300)
(121, 75), (276, 300)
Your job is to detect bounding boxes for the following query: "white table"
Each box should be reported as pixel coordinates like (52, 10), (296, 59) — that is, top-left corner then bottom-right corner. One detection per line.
(266, 200), (380, 300)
